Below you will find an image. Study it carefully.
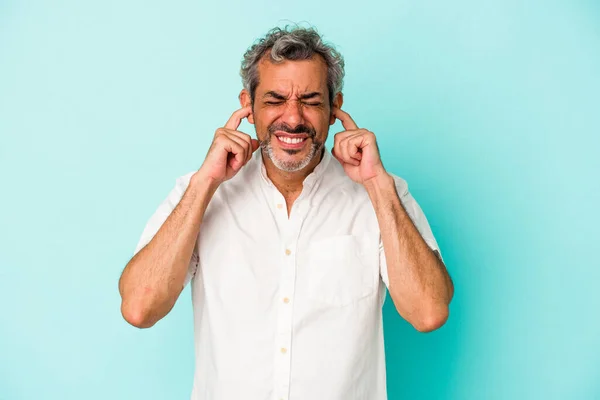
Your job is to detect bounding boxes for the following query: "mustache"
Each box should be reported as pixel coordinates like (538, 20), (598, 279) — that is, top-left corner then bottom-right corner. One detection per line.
(267, 123), (316, 137)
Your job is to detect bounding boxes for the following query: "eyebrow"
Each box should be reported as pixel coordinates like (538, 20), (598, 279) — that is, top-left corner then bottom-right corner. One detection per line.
(263, 91), (287, 100)
(263, 91), (323, 101)
(298, 91), (323, 100)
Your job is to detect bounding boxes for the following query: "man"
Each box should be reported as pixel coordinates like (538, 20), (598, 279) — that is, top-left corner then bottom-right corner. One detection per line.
(119, 25), (453, 400)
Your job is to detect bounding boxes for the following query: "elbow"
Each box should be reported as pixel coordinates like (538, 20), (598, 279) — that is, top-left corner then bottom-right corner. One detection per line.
(120, 301), (157, 329)
(413, 305), (449, 333)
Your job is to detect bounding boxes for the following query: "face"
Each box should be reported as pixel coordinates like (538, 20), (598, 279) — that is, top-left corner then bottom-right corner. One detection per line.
(240, 54), (342, 173)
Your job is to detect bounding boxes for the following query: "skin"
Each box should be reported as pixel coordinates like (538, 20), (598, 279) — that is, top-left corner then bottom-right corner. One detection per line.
(118, 109), (257, 328)
(331, 110), (454, 331)
(119, 51), (453, 332)
(238, 54), (337, 213)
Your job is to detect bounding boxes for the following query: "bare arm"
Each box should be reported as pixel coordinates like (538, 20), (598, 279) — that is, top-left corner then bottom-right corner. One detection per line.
(329, 107), (453, 333)
(118, 174), (217, 328)
(119, 106), (258, 329)
(365, 174), (454, 332)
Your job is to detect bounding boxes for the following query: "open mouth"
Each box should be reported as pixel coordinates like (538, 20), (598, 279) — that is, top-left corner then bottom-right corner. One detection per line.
(275, 133), (310, 149)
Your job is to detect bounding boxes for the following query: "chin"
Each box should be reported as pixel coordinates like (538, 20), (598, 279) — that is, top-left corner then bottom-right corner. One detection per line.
(267, 145), (318, 173)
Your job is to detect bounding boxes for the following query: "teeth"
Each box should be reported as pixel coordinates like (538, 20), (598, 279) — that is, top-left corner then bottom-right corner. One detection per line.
(279, 136), (305, 144)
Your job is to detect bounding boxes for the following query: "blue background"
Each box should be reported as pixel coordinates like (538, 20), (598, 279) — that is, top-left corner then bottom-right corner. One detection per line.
(1, 1), (599, 399)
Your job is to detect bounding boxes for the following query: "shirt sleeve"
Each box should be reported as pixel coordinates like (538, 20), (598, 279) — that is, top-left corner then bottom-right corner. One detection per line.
(132, 172), (199, 288)
(379, 174), (444, 289)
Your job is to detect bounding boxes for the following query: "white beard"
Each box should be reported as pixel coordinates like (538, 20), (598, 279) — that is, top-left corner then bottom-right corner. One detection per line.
(261, 137), (323, 172)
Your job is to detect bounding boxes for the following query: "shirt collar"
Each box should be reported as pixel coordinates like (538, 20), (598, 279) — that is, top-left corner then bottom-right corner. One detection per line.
(257, 146), (331, 189)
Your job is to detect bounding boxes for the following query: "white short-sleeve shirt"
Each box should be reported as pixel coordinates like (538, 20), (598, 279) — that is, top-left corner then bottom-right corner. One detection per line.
(133, 147), (441, 400)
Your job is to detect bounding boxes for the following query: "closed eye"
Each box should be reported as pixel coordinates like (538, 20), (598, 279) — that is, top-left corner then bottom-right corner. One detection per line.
(264, 101), (322, 106)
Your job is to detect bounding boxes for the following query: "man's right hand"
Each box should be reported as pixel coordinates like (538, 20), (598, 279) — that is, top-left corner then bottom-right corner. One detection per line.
(120, 107), (259, 329)
(197, 106), (259, 185)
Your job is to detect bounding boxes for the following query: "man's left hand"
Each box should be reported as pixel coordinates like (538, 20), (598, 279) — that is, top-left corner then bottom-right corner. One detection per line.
(331, 108), (389, 184)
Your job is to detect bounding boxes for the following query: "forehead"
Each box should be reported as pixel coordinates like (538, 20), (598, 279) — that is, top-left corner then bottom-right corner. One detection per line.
(255, 54), (328, 95)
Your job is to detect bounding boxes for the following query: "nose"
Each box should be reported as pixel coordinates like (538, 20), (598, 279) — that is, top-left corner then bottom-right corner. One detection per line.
(279, 100), (304, 128)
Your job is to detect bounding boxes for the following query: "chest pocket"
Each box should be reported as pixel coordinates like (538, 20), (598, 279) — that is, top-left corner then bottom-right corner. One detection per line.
(305, 233), (379, 307)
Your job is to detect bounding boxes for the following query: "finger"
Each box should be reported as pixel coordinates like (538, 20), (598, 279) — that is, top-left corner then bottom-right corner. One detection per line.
(332, 130), (357, 164)
(236, 133), (258, 162)
(228, 143), (246, 172)
(333, 128), (359, 142)
(332, 107), (359, 131)
(217, 134), (246, 171)
(347, 134), (363, 163)
(223, 131), (251, 164)
(332, 133), (346, 165)
(339, 136), (359, 166)
(225, 130), (254, 163)
(224, 106), (252, 131)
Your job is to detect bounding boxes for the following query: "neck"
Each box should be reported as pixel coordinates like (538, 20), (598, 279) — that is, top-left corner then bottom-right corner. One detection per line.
(262, 147), (325, 198)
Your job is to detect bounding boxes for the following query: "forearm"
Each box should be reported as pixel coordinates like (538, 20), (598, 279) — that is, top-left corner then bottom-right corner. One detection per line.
(365, 173), (453, 332)
(119, 172), (217, 328)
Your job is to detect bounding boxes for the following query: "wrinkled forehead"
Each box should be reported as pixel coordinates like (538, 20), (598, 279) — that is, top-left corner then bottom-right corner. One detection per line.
(255, 54), (328, 98)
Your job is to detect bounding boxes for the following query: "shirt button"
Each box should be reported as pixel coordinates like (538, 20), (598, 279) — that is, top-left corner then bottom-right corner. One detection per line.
(285, 249), (291, 256)
(280, 347), (287, 354)
(283, 297), (290, 304)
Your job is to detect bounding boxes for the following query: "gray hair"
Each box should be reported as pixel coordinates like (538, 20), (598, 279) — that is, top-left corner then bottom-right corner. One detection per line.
(240, 25), (345, 106)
